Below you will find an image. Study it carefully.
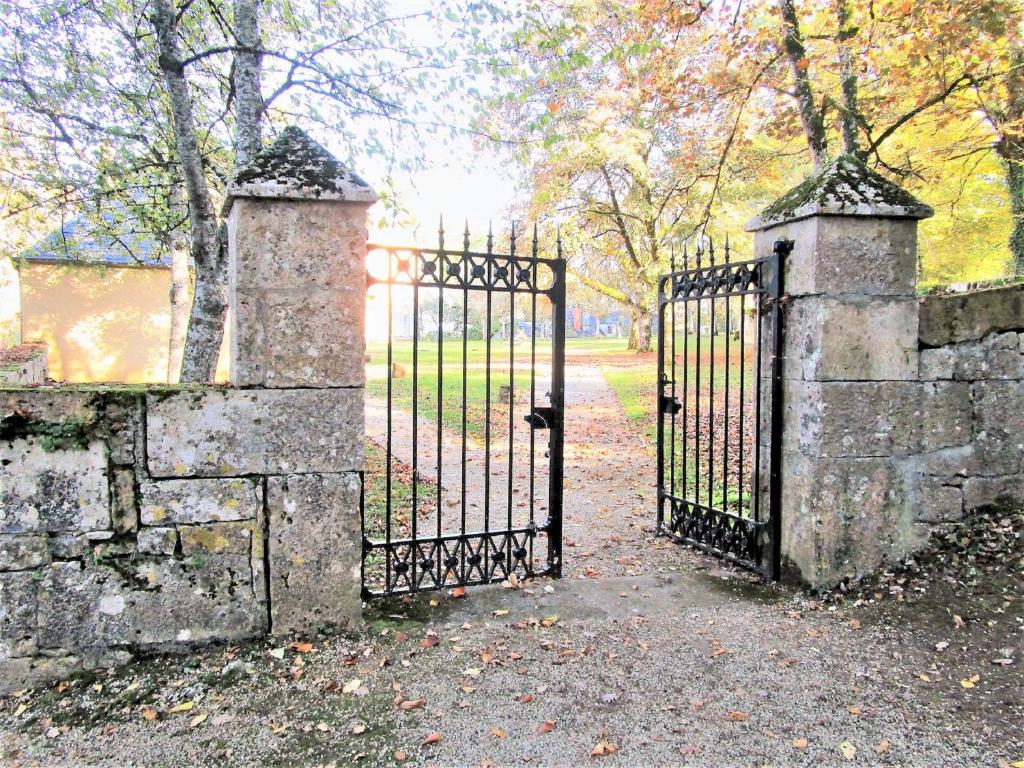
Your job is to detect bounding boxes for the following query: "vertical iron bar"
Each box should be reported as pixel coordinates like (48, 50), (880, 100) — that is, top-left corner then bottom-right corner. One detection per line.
(529, 225), (538, 570)
(507, 224), (516, 569)
(411, 250), (420, 588)
(483, 224), (493, 578)
(767, 240), (790, 580)
(681, 245), (689, 504)
(723, 281), (731, 515)
(707, 240), (716, 511)
(656, 277), (666, 532)
(669, 246), (677, 507)
(693, 245), (702, 512)
(385, 249), (393, 593)
(436, 220), (444, 547)
(460, 224), (470, 581)
(738, 290), (747, 519)
(547, 231), (566, 577)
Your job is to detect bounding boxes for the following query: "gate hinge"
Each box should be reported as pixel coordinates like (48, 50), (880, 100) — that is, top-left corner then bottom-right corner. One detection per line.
(659, 395), (682, 415)
(524, 406), (555, 430)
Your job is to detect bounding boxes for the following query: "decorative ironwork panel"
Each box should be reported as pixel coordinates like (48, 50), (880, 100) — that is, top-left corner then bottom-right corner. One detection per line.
(656, 238), (789, 579)
(361, 221), (566, 599)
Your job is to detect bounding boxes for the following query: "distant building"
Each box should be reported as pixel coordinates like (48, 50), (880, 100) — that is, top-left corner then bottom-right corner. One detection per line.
(11, 218), (228, 383)
(566, 305), (629, 338)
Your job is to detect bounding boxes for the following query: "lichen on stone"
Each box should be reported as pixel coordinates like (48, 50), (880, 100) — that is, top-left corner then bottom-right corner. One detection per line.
(747, 154), (933, 230)
(232, 126), (374, 200)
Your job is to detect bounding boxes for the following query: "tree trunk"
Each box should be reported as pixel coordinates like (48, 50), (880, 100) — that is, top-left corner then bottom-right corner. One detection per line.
(834, 0), (859, 156)
(628, 309), (653, 352)
(167, 183), (191, 382)
(778, 0), (828, 169)
(232, 0), (263, 168)
(999, 142), (1024, 275)
(997, 43), (1024, 276)
(153, 0), (228, 382)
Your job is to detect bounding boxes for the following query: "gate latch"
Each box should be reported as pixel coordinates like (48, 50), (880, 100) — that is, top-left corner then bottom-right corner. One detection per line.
(660, 395), (682, 415)
(524, 406), (555, 430)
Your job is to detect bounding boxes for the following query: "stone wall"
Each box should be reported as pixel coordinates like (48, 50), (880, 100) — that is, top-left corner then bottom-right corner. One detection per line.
(0, 385), (362, 693)
(0, 126), (373, 694)
(908, 284), (1024, 523)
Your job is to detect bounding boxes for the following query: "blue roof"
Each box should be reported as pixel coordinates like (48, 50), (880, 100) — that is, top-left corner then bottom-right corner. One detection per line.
(16, 216), (171, 268)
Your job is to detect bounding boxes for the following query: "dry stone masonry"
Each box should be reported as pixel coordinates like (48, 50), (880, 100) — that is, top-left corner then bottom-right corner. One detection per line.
(0, 127), (373, 692)
(749, 156), (1024, 587)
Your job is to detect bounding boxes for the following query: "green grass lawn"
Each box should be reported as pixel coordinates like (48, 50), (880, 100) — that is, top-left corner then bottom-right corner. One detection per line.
(365, 336), (634, 438)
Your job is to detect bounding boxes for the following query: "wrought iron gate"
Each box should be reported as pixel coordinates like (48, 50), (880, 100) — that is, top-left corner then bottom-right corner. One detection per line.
(656, 238), (788, 579)
(361, 223), (566, 599)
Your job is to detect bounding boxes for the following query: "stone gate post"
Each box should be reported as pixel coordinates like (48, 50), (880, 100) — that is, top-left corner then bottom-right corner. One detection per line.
(225, 126), (376, 633)
(746, 155), (934, 587)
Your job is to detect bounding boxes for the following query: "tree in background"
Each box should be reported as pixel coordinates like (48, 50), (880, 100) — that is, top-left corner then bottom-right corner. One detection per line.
(488, 0), (1023, 341)
(1, 0), (490, 379)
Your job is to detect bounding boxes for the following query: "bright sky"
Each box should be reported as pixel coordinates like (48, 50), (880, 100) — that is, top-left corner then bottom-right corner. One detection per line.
(316, 2), (524, 247)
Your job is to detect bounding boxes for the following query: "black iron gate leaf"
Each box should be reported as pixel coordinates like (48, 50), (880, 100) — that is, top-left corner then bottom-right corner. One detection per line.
(656, 238), (789, 579)
(361, 222), (566, 599)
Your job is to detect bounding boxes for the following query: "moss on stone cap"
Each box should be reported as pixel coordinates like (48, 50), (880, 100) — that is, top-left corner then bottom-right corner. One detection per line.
(225, 126), (378, 212)
(746, 154), (933, 231)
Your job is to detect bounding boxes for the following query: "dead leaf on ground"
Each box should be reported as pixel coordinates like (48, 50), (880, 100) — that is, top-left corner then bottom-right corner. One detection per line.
(538, 720), (557, 734)
(840, 741), (856, 760)
(490, 727), (507, 739)
(452, 586), (467, 598)
(423, 732), (443, 746)
(792, 738), (808, 750)
(141, 706), (158, 722)
(875, 740), (891, 754)
(167, 701), (194, 714)
(591, 741), (618, 757)
(399, 698), (426, 711)
(725, 711), (748, 722)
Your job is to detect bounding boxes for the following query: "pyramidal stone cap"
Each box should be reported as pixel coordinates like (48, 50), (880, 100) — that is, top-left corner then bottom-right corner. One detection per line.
(224, 126), (378, 213)
(745, 154), (933, 231)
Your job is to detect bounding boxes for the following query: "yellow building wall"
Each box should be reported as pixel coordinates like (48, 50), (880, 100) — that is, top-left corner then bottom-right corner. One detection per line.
(19, 262), (173, 383)
(18, 262), (232, 384)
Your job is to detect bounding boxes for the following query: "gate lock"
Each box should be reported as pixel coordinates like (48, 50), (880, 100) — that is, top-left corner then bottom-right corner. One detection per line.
(660, 395), (682, 415)
(524, 406), (555, 430)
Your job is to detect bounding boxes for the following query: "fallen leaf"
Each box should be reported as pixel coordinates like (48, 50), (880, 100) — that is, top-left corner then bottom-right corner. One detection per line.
(399, 698), (426, 711)
(518, 694), (534, 703)
(269, 647), (285, 660)
(289, 642), (314, 653)
(141, 706), (158, 722)
(711, 648), (729, 658)
(792, 738), (808, 750)
(352, 722), (367, 735)
(452, 586), (467, 598)
(190, 713), (208, 727)
(840, 741), (856, 760)
(490, 727), (507, 739)
(541, 615), (559, 627)
(423, 732), (443, 746)
(537, 720), (557, 734)
(395, 751), (407, 762)
(167, 701), (194, 714)
(875, 739), (891, 754)
(591, 740), (619, 757)
(342, 679), (363, 695)
(960, 675), (980, 689)
(13, 703), (29, 717)
(725, 711), (748, 722)
(463, 668), (482, 678)
(847, 706), (862, 715)
(493, 609), (510, 617)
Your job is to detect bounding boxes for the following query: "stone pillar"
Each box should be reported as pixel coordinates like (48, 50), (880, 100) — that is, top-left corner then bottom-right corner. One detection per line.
(746, 155), (933, 587)
(225, 126), (376, 634)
